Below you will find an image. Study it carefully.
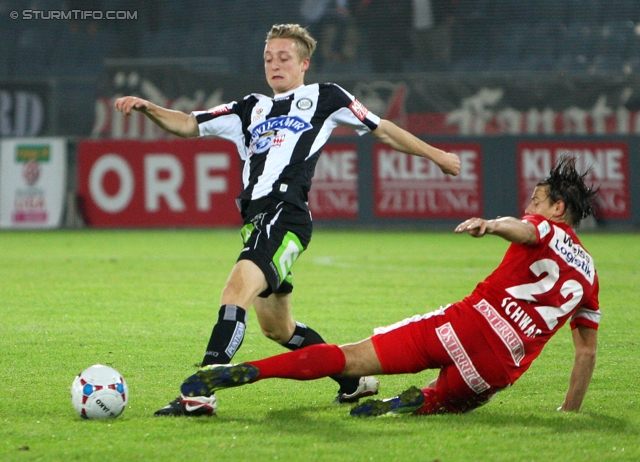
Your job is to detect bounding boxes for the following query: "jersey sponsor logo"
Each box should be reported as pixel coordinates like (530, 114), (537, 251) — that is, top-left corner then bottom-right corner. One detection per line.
(537, 220), (551, 238)
(436, 323), (491, 394)
(252, 107), (265, 124)
(473, 299), (525, 366)
(249, 116), (312, 155)
(296, 98), (313, 110)
(272, 134), (286, 148)
(252, 116), (312, 136)
(349, 99), (370, 121)
(252, 131), (284, 154)
(206, 104), (232, 117)
(548, 226), (595, 283)
(251, 132), (286, 154)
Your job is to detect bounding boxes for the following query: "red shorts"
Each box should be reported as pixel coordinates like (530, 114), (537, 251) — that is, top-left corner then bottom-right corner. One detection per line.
(371, 303), (513, 414)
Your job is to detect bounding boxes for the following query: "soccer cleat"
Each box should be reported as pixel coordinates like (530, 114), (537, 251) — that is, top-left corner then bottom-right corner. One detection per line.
(350, 385), (425, 417)
(334, 376), (380, 403)
(181, 364), (260, 397)
(153, 394), (217, 417)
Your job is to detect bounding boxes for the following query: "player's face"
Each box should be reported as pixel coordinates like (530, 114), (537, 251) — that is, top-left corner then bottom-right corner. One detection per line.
(264, 38), (310, 95)
(525, 185), (562, 220)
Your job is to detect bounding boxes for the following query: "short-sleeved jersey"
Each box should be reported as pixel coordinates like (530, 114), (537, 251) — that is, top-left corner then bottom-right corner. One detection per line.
(463, 214), (600, 375)
(192, 83), (380, 211)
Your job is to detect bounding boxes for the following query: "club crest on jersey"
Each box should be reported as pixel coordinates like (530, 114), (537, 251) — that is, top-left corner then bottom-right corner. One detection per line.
(249, 116), (312, 155)
(296, 98), (313, 110)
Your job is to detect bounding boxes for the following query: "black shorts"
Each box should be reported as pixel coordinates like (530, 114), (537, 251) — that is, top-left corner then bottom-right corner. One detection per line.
(237, 198), (312, 297)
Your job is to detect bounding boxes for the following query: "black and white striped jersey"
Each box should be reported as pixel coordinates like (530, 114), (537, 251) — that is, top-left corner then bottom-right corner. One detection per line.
(192, 83), (380, 211)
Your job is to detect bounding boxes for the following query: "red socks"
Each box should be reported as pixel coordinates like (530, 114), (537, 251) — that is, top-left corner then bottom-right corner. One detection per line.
(246, 344), (346, 381)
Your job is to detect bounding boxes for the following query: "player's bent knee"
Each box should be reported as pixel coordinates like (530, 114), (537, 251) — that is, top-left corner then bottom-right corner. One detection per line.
(260, 326), (290, 344)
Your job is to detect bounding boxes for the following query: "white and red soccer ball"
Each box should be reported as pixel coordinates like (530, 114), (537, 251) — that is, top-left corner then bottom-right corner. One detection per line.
(71, 365), (128, 419)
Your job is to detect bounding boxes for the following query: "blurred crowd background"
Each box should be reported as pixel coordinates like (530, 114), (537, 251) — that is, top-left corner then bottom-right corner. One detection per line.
(2, 0), (640, 137)
(2, 0), (639, 79)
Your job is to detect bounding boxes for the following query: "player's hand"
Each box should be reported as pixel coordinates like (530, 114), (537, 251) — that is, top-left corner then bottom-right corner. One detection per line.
(114, 96), (151, 115)
(455, 217), (490, 237)
(438, 152), (461, 176)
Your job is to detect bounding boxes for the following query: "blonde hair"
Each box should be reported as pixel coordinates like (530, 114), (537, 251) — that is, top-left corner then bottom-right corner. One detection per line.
(266, 24), (317, 61)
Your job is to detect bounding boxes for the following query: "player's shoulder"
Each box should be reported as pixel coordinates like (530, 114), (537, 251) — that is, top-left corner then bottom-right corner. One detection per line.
(243, 93), (269, 103)
(316, 82), (354, 104)
(229, 93), (268, 113)
(318, 82), (349, 93)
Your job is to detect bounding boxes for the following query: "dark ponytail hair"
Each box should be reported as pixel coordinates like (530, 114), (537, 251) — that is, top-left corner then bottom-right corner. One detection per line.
(537, 155), (599, 227)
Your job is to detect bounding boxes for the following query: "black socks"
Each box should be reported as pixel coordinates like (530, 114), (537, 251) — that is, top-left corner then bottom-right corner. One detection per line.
(202, 305), (247, 367)
(283, 321), (326, 350)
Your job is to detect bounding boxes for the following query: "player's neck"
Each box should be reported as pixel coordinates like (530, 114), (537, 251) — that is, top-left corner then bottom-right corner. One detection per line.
(273, 83), (305, 97)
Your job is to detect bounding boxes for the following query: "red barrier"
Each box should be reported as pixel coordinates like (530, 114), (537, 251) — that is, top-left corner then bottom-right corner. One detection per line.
(374, 143), (483, 219)
(77, 139), (243, 227)
(308, 143), (359, 220)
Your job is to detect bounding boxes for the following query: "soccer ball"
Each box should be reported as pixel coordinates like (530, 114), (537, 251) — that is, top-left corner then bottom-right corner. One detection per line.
(70, 365), (128, 419)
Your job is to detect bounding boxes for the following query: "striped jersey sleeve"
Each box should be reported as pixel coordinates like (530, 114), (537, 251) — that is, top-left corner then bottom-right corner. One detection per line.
(191, 100), (250, 160)
(321, 83), (380, 135)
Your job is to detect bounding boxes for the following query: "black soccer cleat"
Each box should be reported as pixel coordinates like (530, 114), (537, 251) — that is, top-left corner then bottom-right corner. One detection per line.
(153, 394), (217, 417)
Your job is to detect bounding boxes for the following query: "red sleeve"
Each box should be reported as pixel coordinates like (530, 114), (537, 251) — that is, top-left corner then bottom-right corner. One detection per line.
(520, 214), (553, 246)
(570, 275), (601, 330)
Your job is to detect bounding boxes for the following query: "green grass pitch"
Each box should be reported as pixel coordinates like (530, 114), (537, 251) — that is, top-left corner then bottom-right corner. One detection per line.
(1, 228), (638, 461)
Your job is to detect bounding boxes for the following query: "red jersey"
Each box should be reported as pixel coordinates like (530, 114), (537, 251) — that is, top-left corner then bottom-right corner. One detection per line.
(463, 214), (600, 378)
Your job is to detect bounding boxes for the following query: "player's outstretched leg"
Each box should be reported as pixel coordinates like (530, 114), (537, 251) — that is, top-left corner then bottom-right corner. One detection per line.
(181, 364), (260, 397)
(350, 386), (425, 417)
(282, 321), (379, 403)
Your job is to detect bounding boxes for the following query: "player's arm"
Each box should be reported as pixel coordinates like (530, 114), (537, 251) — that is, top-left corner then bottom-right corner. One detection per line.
(371, 119), (460, 176)
(454, 216), (537, 244)
(114, 96), (199, 138)
(559, 324), (597, 411)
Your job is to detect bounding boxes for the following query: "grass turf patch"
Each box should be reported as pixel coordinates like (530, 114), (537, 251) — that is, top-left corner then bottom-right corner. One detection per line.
(1, 229), (638, 461)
